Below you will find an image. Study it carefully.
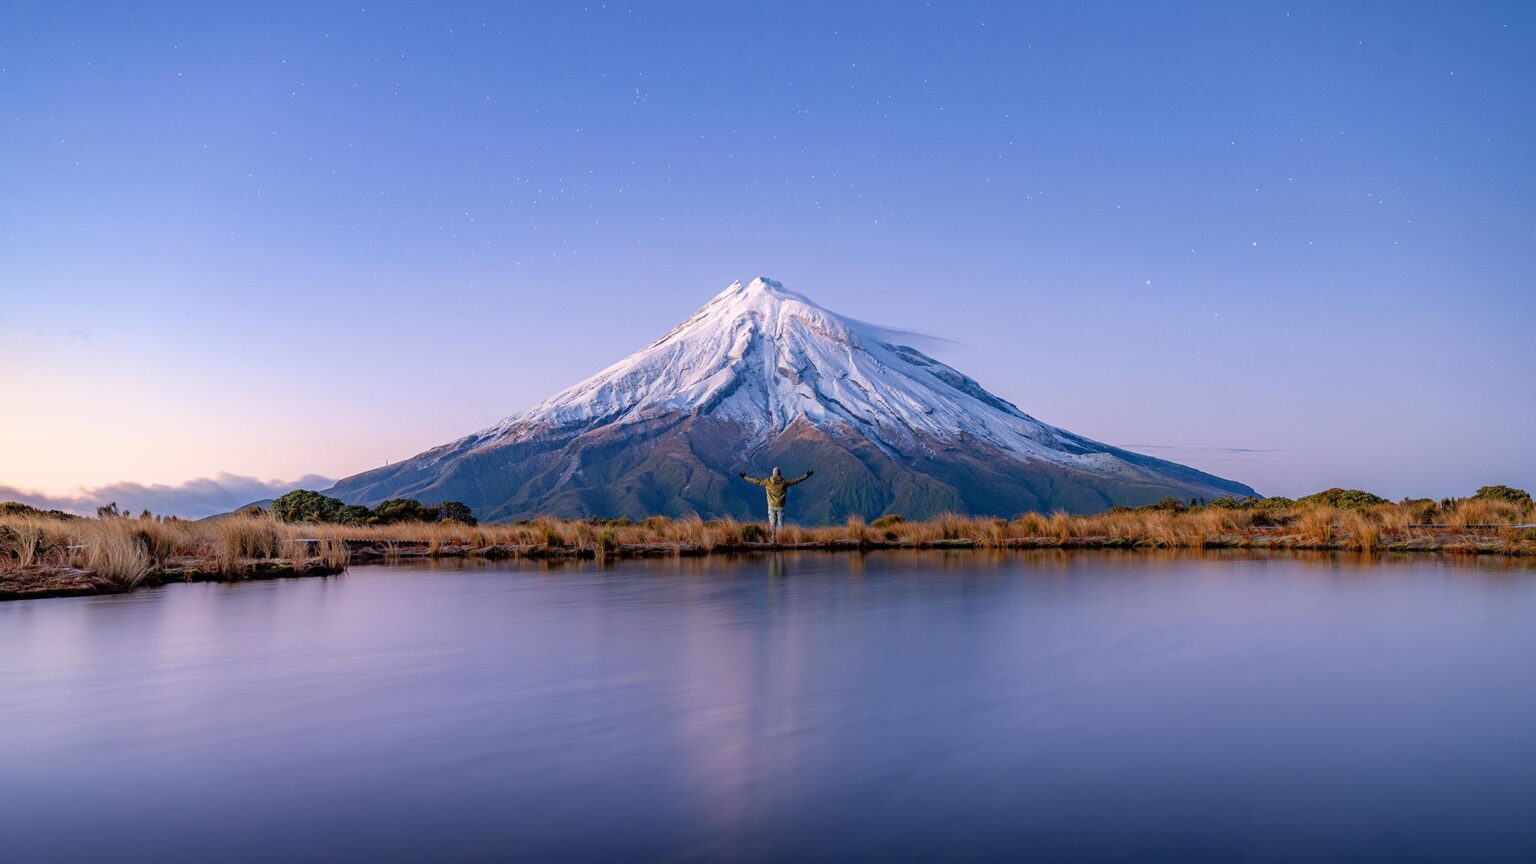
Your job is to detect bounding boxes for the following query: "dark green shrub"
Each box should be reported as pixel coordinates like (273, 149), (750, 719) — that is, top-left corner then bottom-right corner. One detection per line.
(369, 498), (434, 525)
(272, 490), (364, 524)
(871, 514), (906, 529)
(1249, 497), (1295, 527)
(588, 517), (633, 527)
(1298, 488), (1387, 509)
(1473, 485), (1533, 506)
(437, 501), (478, 525)
(1204, 496), (1262, 510)
(338, 504), (372, 524)
(0, 501), (75, 519)
(739, 523), (767, 543)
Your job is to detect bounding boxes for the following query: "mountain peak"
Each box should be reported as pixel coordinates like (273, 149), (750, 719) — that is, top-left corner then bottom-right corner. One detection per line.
(488, 277), (1062, 457)
(716, 275), (792, 304)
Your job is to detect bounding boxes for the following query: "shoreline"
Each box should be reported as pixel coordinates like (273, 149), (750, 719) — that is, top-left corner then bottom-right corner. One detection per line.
(0, 559), (348, 601)
(350, 531), (1535, 561)
(5, 531), (1531, 602)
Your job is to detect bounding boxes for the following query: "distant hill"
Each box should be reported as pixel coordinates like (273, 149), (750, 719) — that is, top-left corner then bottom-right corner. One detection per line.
(198, 499), (275, 522)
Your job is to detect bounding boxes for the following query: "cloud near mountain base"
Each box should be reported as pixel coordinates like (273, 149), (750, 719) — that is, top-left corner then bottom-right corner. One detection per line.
(0, 473), (334, 519)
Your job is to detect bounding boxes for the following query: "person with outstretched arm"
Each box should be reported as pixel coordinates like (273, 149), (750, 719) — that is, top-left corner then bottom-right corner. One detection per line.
(739, 466), (813, 539)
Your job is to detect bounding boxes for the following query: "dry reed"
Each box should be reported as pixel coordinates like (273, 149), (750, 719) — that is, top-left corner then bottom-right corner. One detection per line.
(6, 493), (1536, 592)
(1339, 510), (1381, 553)
(82, 520), (153, 588)
(213, 516), (283, 575)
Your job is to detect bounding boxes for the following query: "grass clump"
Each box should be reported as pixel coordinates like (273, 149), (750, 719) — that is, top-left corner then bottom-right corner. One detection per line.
(213, 515), (283, 575)
(3, 523), (48, 568)
(1297, 507), (1336, 546)
(83, 520), (153, 588)
(1339, 510), (1381, 552)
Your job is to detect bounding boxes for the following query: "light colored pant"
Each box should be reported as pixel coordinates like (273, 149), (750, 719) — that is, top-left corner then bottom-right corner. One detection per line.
(768, 507), (784, 534)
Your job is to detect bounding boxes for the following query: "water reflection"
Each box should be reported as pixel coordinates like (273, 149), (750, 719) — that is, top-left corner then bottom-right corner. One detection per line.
(498, 546), (1536, 579)
(1, 550), (1534, 862)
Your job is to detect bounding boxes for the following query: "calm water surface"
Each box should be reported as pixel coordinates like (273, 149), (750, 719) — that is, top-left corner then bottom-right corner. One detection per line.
(3, 551), (1536, 862)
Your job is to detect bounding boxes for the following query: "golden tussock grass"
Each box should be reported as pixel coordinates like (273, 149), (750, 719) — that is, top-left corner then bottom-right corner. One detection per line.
(5, 494), (1536, 590)
(1339, 510), (1381, 553)
(1297, 506), (1336, 546)
(6, 520), (46, 568)
(1373, 503), (1417, 534)
(81, 519), (154, 588)
(213, 516), (283, 574)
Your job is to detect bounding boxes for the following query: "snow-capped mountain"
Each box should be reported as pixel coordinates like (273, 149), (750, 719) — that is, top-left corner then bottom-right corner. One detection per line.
(327, 277), (1255, 521)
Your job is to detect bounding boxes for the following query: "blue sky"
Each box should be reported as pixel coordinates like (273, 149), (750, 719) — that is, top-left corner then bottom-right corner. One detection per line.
(2, 1), (1533, 513)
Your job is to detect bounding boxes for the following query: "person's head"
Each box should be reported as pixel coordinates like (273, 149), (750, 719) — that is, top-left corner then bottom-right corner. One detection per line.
(772, 466), (781, 477)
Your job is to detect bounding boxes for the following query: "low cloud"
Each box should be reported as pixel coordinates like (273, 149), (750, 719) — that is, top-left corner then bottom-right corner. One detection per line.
(0, 473), (334, 519)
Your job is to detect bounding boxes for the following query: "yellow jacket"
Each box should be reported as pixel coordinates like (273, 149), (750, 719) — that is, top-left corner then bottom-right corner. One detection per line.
(741, 471), (812, 508)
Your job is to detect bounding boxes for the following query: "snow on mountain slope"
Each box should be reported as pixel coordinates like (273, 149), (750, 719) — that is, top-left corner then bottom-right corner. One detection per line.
(487, 278), (1113, 466)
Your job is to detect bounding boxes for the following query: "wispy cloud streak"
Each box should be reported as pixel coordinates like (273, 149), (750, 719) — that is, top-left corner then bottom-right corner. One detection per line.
(1118, 445), (1313, 454)
(1117, 444), (1323, 464)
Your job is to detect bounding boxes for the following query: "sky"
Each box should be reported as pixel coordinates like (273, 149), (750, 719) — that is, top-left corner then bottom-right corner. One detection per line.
(2, 1), (1533, 516)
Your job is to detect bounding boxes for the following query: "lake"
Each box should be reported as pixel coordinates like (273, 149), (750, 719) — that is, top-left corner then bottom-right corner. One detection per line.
(3, 551), (1535, 862)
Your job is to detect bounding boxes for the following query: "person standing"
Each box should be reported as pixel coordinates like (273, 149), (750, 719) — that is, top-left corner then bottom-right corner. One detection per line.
(739, 466), (813, 539)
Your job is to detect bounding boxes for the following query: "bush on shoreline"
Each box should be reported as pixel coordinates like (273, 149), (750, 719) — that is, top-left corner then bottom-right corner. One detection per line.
(0, 501), (77, 520)
(271, 490), (478, 527)
(1297, 488), (1388, 509)
(1473, 485), (1532, 506)
(270, 490), (370, 524)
